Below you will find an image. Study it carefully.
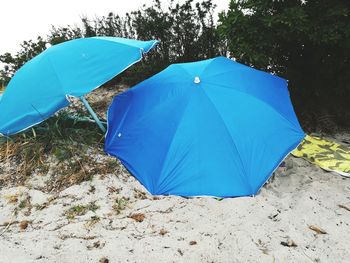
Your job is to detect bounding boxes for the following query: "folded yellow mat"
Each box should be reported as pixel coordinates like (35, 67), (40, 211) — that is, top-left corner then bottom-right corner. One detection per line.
(291, 135), (350, 177)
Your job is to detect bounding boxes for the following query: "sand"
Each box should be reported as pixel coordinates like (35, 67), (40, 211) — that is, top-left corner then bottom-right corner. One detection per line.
(1, 142), (350, 262)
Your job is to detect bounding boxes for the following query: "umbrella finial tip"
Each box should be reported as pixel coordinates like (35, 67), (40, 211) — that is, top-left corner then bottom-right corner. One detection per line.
(194, 76), (201, 84)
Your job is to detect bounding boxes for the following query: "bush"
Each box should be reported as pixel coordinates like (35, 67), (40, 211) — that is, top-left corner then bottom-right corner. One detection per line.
(218, 0), (350, 132)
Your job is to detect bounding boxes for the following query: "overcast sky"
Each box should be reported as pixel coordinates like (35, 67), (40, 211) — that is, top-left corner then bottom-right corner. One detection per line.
(0, 0), (230, 55)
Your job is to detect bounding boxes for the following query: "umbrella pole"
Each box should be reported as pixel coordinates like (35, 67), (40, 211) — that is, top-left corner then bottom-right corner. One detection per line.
(80, 96), (106, 133)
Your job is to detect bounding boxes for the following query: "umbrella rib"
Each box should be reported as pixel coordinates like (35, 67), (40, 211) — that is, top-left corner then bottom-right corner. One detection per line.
(204, 81), (301, 133)
(46, 56), (69, 96)
(94, 37), (158, 53)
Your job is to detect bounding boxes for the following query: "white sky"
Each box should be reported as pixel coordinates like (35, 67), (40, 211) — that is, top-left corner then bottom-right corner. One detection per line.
(0, 0), (230, 55)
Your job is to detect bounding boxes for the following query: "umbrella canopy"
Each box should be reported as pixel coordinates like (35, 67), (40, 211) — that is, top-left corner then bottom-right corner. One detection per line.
(0, 37), (158, 136)
(105, 56), (305, 197)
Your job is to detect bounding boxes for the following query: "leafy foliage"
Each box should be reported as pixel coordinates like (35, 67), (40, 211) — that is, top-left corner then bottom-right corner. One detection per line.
(218, 0), (350, 131)
(111, 0), (225, 85)
(0, 37), (46, 84)
(0, 0), (223, 86)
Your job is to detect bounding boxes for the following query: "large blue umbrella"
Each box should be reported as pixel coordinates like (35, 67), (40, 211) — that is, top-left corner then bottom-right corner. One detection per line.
(0, 37), (158, 136)
(105, 57), (305, 197)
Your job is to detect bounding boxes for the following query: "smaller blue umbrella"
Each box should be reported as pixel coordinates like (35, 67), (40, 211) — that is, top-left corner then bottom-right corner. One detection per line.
(105, 56), (305, 197)
(0, 37), (158, 136)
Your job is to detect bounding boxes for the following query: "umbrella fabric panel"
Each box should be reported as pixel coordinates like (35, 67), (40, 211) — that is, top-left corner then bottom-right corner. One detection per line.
(0, 37), (158, 135)
(184, 57), (302, 130)
(202, 84), (305, 193)
(105, 84), (251, 197)
(105, 56), (305, 197)
(122, 82), (193, 125)
(0, 56), (68, 135)
(104, 67), (194, 150)
(105, 86), (193, 192)
(155, 87), (251, 197)
(48, 38), (148, 97)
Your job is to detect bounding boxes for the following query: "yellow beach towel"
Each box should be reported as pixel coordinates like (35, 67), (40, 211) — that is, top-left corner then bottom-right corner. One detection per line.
(291, 135), (350, 177)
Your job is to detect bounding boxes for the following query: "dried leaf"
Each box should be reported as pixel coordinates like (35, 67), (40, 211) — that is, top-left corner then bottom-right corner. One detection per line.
(99, 257), (109, 263)
(280, 239), (297, 247)
(159, 229), (169, 236)
(128, 213), (145, 222)
(19, 220), (30, 230)
(309, 225), (327, 234)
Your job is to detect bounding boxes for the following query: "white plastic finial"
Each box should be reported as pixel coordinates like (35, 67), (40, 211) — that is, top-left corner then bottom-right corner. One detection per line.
(194, 76), (201, 84)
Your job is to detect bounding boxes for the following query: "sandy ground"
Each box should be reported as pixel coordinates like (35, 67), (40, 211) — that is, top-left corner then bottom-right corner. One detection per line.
(1, 135), (350, 262)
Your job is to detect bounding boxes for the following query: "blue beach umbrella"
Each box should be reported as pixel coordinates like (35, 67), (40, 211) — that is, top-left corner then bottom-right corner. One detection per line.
(105, 56), (305, 197)
(0, 37), (158, 136)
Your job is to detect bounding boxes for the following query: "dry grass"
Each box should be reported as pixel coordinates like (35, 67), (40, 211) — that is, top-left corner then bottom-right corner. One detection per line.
(0, 84), (5, 93)
(0, 111), (120, 192)
(0, 86), (124, 192)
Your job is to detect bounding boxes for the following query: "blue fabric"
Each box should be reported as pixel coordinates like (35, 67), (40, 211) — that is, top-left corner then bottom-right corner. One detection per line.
(105, 56), (305, 197)
(0, 37), (158, 135)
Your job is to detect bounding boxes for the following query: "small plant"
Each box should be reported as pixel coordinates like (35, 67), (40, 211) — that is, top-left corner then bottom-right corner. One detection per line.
(4, 194), (19, 204)
(105, 159), (119, 171)
(53, 147), (73, 162)
(133, 189), (147, 200)
(18, 196), (31, 209)
(112, 197), (129, 215)
(65, 202), (99, 220)
(16, 195), (32, 216)
(18, 200), (27, 209)
(86, 202), (100, 213)
(85, 215), (100, 229)
(65, 205), (87, 220)
(34, 203), (49, 211)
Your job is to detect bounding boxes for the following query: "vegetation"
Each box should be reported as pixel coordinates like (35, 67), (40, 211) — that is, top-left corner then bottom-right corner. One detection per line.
(218, 0), (350, 132)
(0, 0), (349, 131)
(0, 107), (119, 192)
(113, 197), (129, 215)
(0, 37), (47, 84)
(65, 202), (100, 220)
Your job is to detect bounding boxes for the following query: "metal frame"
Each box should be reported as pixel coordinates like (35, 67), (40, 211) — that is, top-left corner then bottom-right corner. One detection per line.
(80, 96), (106, 133)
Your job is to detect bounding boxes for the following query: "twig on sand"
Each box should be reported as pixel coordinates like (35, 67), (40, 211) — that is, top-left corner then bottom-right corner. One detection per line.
(339, 204), (350, 212)
(59, 234), (98, 240)
(0, 211), (17, 237)
(134, 205), (151, 211)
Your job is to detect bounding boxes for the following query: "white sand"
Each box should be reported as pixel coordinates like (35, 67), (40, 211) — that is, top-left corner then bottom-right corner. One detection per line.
(1, 151), (350, 262)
